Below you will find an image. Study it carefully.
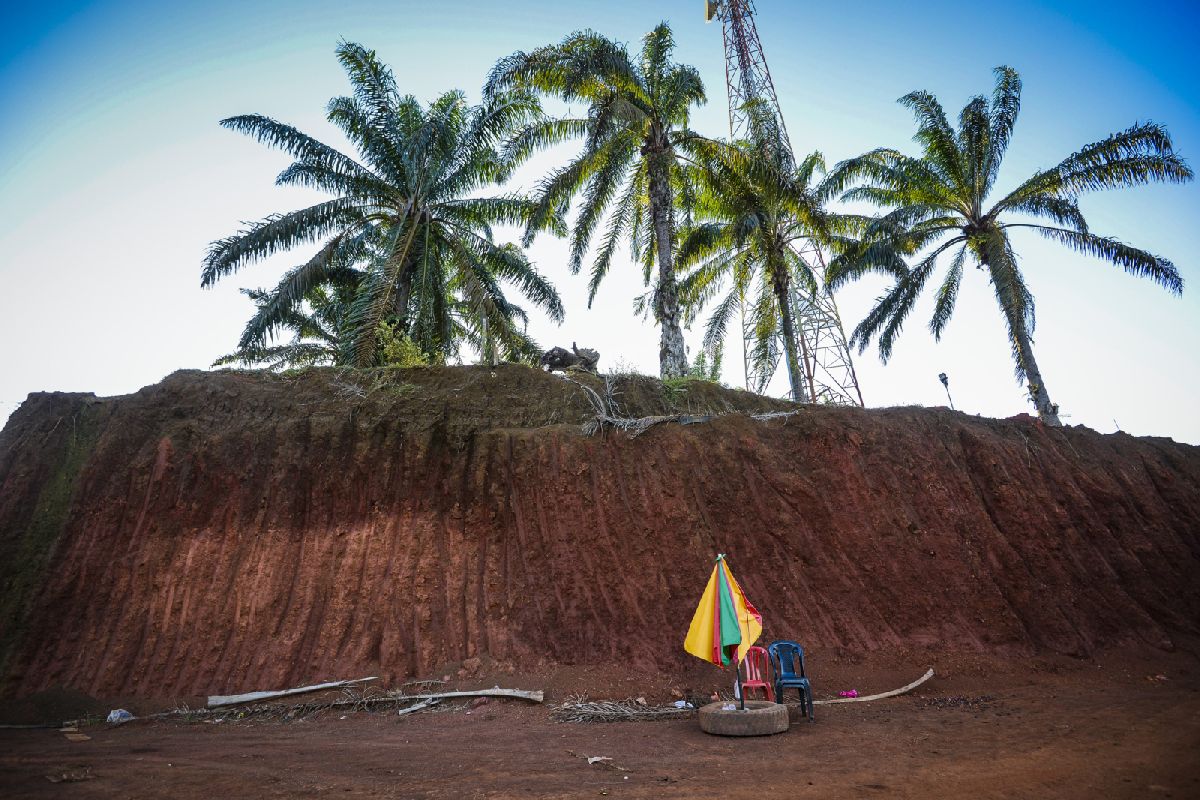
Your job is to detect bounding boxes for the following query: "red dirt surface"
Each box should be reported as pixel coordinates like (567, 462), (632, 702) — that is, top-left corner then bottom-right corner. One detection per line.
(1, 365), (1198, 706)
(1, 653), (1198, 799)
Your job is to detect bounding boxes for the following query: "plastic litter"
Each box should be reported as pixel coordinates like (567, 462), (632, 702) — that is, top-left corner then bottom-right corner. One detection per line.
(837, 689), (859, 698)
(106, 709), (134, 725)
(721, 703), (737, 711)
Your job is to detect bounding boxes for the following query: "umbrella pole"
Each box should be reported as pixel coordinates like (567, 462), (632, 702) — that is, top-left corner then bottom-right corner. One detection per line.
(736, 659), (745, 711)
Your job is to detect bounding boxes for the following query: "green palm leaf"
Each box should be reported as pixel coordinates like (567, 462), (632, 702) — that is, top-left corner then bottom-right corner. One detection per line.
(205, 42), (565, 370)
(831, 66), (1190, 424)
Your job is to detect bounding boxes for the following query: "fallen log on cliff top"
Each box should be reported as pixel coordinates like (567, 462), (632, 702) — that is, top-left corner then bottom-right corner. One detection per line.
(207, 676), (378, 708)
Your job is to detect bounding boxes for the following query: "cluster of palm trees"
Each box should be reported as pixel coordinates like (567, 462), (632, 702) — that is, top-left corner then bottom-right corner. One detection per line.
(205, 29), (1190, 425)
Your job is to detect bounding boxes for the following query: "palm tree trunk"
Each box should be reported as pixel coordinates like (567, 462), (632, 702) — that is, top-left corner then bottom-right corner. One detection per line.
(394, 262), (413, 327)
(1003, 305), (1062, 426)
(648, 157), (688, 379)
(772, 265), (807, 402)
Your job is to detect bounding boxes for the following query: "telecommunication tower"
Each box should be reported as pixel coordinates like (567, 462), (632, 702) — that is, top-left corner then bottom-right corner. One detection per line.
(705, 0), (864, 406)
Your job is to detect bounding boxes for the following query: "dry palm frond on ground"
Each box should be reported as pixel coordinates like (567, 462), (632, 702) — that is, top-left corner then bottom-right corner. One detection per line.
(551, 696), (696, 723)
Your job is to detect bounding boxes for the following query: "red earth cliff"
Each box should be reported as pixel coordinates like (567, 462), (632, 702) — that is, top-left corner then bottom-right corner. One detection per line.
(1, 365), (1198, 700)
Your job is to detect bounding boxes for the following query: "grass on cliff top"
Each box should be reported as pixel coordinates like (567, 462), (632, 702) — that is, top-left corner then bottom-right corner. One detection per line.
(208, 362), (794, 429)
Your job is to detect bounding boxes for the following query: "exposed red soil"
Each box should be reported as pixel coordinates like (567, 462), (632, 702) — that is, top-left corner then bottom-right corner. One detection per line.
(1, 365), (1199, 706)
(1, 652), (1198, 799)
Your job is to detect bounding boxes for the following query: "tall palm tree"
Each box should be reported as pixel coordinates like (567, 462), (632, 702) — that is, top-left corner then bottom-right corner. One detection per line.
(486, 23), (708, 378)
(203, 41), (565, 367)
(826, 66), (1191, 425)
(678, 140), (857, 401)
(825, 65), (1190, 424)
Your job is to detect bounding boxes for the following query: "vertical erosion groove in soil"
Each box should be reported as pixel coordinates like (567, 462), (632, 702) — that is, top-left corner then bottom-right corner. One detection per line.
(0, 365), (1198, 698)
(0, 394), (106, 692)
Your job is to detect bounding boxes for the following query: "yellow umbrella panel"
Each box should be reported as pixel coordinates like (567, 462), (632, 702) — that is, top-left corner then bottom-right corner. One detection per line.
(684, 555), (763, 667)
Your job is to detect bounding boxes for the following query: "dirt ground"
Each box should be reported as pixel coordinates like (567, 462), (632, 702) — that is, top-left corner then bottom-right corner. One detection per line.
(3, 651), (1197, 799)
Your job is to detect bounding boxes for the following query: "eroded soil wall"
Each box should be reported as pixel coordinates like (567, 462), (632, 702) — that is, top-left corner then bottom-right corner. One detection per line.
(2, 367), (1198, 698)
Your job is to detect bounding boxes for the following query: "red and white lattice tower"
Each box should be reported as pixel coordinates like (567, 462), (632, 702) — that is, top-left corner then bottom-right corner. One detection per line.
(707, 0), (864, 406)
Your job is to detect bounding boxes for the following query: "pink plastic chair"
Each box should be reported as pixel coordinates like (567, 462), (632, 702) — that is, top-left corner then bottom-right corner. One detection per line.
(740, 645), (775, 701)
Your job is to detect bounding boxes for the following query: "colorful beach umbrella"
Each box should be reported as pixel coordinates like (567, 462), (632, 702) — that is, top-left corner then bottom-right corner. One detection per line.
(684, 554), (763, 668)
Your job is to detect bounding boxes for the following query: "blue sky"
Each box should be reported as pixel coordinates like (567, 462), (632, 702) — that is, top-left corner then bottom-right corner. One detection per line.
(1, 0), (1198, 441)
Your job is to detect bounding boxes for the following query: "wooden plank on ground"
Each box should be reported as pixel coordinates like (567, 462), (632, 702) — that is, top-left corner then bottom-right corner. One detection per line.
(207, 676), (378, 708)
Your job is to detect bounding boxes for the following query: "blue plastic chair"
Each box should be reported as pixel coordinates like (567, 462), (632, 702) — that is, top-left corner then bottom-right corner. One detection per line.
(768, 640), (814, 722)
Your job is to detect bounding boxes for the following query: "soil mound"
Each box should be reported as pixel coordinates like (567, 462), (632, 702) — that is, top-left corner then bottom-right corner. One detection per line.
(1, 365), (1198, 700)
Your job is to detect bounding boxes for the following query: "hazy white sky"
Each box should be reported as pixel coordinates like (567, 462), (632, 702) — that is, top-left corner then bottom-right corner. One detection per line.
(2, 0), (1198, 442)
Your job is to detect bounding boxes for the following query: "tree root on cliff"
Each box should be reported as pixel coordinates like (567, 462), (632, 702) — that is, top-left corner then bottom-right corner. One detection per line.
(559, 372), (808, 438)
(581, 408), (807, 438)
(582, 413), (718, 438)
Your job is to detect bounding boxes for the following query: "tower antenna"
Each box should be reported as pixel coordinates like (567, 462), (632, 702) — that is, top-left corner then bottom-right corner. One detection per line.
(708, 0), (864, 406)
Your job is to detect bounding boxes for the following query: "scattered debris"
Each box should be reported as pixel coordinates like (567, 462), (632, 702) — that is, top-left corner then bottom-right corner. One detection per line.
(567, 750), (631, 772)
(918, 695), (997, 711)
(552, 696), (696, 724)
(541, 343), (600, 373)
(838, 690), (859, 698)
(63, 733), (91, 742)
(151, 685), (542, 724)
(396, 699), (438, 717)
(207, 676), (378, 708)
(45, 767), (94, 783)
(106, 709), (134, 725)
(814, 668), (935, 705)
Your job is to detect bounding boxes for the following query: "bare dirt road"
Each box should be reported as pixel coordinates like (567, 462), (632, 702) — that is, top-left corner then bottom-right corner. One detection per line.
(3, 654), (1197, 799)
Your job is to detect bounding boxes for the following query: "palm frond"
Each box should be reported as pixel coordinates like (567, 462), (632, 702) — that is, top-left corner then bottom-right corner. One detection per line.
(1021, 225), (1183, 294)
(898, 90), (966, 191)
(202, 198), (361, 287)
(986, 66), (1021, 189)
(929, 243), (966, 339)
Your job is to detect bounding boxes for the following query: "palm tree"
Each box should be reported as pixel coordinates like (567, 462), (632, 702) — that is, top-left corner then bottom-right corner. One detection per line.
(486, 23), (708, 378)
(203, 41), (565, 367)
(213, 283), (352, 370)
(678, 140), (857, 401)
(826, 66), (1191, 425)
